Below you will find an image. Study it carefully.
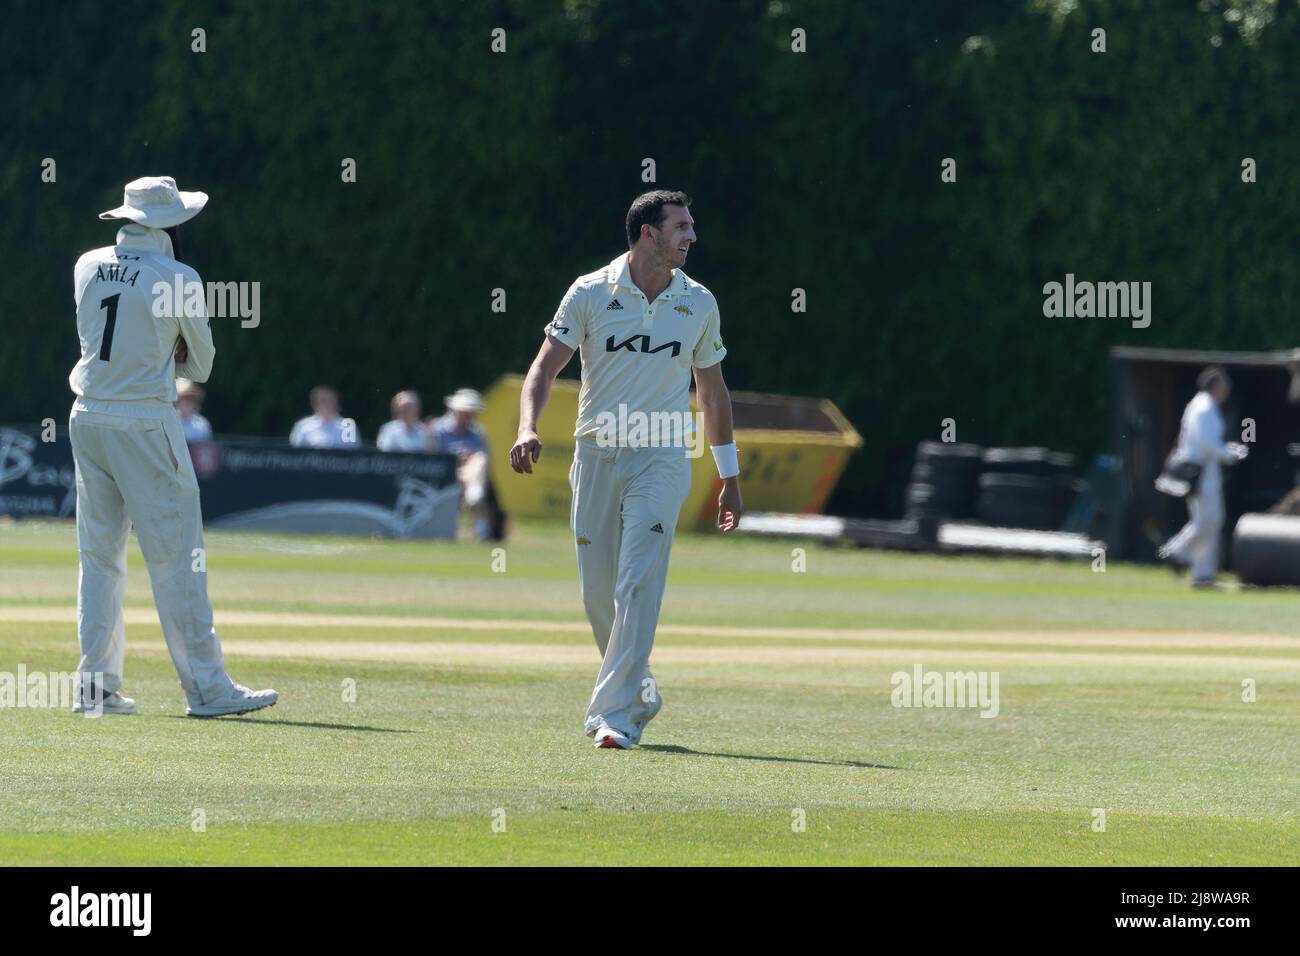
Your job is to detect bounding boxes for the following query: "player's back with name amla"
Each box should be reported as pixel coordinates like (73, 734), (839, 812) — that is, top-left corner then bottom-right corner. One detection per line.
(69, 223), (214, 408)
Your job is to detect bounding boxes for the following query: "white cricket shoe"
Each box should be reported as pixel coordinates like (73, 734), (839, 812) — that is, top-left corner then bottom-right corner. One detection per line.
(73, 691), (136, 715)
(594, 726), (632, 750)
(187, 683), (279, 718)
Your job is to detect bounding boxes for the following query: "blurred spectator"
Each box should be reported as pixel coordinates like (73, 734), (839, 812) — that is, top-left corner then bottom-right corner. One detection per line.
(290, 385), (360, 449)
(175, 378), (212, 443)
(1157, 366), (1247, 587)
(432, 388), (504, 540)
(431, 388), (488, 458)
(376, 390), (430, 452)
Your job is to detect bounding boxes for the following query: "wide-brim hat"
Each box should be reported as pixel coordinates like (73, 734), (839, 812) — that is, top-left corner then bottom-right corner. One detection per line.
(100, 176), (207, 228)
(445, 388), (485, 412)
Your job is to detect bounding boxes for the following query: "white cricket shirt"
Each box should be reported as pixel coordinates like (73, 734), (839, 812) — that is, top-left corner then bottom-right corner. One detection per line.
(376, 420), (429, 452)
(290, 415), (361, 449)
(544, 253), (726, 438)
(69, 224), (214, 410)
(1173, 391), (1233, 466)
(181, 411), (213, 443)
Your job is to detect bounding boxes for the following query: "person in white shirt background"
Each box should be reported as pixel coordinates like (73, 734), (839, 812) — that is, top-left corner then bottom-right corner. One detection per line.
(430, 388), (489, 457)
(175, 377), (213, 443)
(431, 388), (497, 539)
(68, 175), (278, 717)
(376, 390), (429, 452)
(289, 384), (361, 449)
(1158, 365), (1248, 588)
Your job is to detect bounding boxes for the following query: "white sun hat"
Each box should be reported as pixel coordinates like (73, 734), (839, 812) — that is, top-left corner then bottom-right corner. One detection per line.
(445, 388), (485, 412)
(176, 378), (205, 400)
(99, 176), (208, 228)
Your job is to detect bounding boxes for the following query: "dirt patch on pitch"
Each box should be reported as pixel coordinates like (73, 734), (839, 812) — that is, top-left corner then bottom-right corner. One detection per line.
(7, 606), (1299, 668)
(7, 605), (1300, 650)
(111, 638), (1299, 672)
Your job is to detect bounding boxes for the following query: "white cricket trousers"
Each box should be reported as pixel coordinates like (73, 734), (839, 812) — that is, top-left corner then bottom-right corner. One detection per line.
(69, 403), (236, 707)
(1163, 469), (1225, 583)
(570, 438), (692, 743)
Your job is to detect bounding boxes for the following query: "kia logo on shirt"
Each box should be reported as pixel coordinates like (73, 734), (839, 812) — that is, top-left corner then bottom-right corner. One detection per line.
(605, 334), (682, 358)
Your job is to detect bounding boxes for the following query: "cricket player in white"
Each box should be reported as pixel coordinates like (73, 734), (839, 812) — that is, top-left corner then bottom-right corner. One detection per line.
(68, 176), (278, 717)
(510, 190), (743, 750)
(1158, 366), (1247, 587)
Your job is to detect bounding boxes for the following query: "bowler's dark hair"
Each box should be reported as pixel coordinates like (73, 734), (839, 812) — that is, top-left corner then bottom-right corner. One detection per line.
(625, 190), (691, 248)
(1198, 366), (1230, 392)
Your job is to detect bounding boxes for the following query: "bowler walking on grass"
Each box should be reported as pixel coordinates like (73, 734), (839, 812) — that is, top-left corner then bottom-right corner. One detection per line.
(510, 190), (743, 750)
(68, 176), (278, 717)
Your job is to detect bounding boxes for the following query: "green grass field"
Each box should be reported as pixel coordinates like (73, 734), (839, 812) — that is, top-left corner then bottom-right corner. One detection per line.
(0, 519), (1296, 865)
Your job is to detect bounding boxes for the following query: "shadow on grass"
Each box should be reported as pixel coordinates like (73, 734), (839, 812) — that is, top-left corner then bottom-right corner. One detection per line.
(639, 744), (899, 769)
(163, 716), (415, 733)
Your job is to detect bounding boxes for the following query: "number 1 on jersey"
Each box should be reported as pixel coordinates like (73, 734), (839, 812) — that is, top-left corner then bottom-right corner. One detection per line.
(98, 294), (120, 361)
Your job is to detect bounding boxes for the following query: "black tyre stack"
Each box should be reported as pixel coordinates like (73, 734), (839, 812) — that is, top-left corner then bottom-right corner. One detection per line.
(1232, 514), (1300, 587)
(975, 448), (1082, 531)
(905, 442), (1085, 531)
(905, 442), (983, 521)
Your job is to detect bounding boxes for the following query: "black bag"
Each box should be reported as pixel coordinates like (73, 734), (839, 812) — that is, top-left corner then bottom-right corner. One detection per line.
(1154, 454), (1202, 498)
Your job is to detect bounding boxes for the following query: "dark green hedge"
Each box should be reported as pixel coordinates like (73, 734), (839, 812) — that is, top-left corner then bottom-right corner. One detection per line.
(4, 0), (1296, 515)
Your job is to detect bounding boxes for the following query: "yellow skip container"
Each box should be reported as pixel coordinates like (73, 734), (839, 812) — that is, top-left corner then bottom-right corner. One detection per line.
(480, 375), (862, 530)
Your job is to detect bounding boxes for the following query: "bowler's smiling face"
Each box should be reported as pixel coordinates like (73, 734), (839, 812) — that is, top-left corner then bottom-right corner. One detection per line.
(651, 204), (696, 269)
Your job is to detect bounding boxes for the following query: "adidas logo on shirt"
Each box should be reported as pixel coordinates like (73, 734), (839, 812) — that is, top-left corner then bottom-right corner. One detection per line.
(650, 523), (664, 534)
(606, 298), (624, 310)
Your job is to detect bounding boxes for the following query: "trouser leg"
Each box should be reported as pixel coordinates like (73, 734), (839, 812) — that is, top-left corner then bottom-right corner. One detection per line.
(571, 443), (621, 661)
(1187, 491), (1224, 582)
(458, 451), (493, 539)
(584, 449), (691, 743)
(106, 416), (234, 706)
(70, 413), (129, 696)
(1163, 514), (1198, 560)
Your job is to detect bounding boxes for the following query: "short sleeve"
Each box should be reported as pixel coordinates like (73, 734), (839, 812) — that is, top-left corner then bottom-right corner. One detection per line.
(692, 299), (726, 369)
(544, 281), (586, 350)
(174, 264), (215, 383)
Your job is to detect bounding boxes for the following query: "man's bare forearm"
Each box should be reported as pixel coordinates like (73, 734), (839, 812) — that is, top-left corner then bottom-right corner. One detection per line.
(697, 384), (735, 447)
(519, 361), (554, 434)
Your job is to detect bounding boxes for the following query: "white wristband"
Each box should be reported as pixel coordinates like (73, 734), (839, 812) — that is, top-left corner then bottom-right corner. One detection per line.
(711, 442), (740, 479)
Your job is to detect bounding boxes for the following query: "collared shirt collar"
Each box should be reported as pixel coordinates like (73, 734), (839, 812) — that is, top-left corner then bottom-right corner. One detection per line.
(115, 222), (174, 258)
(606, 252), (687, 297)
